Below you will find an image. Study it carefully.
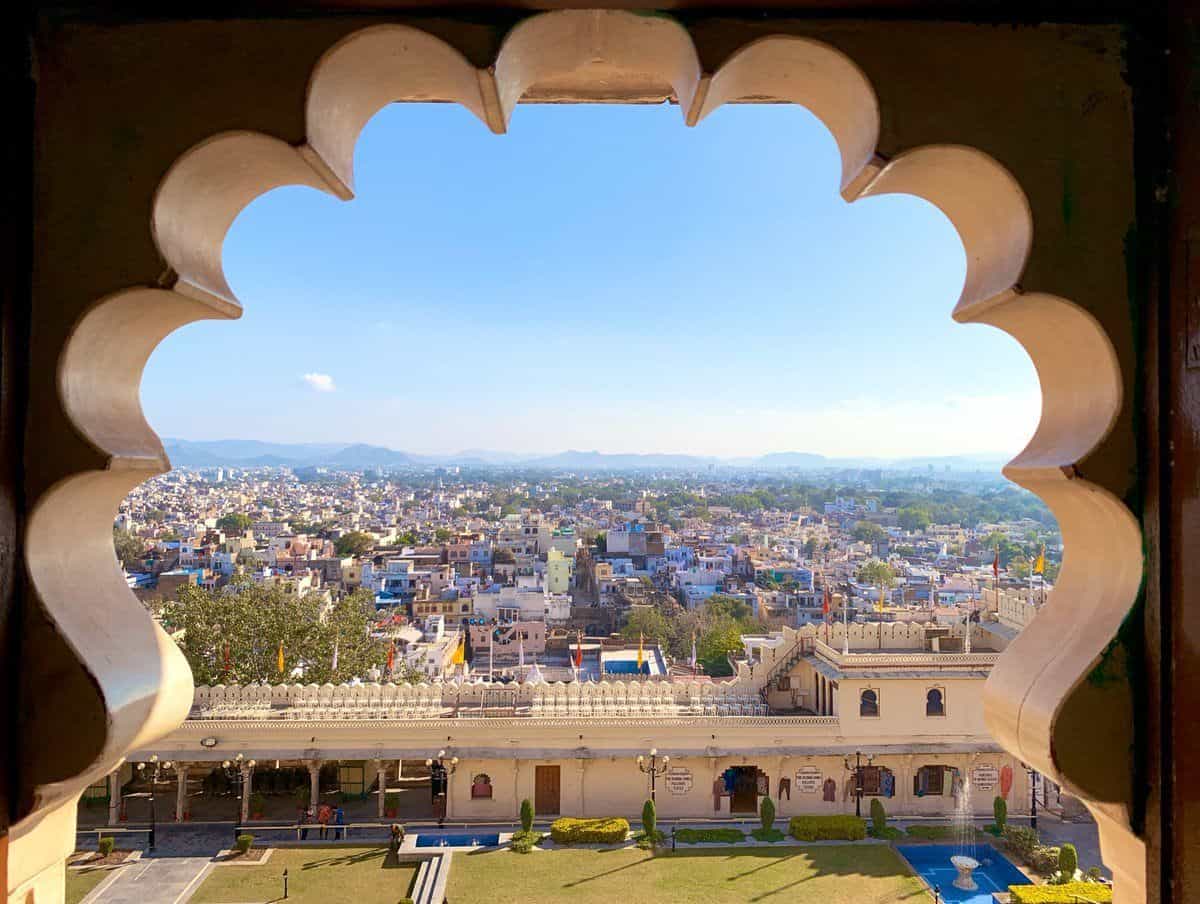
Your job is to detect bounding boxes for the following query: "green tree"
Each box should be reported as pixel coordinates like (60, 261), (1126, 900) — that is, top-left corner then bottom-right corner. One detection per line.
(309, 588), (388, 684)
(434, 527), (454, 541)
(162, 583), (384, 685)
(704, 594), (754, 623)
(993, 796), (1007, 832)
(217, 513), (253, 535)
(697, 617), (743, 676)
(897, 506), (931, 532)
(1058, 843), (1078, 881)
(852, 521), (887, 545)
(803, 537), (818, 558)
(856, 560), (896, 588)
(641, 799), (657, 838)
(520, 798), (534, 833)
(334, 531), (375, 558)
(113, 527), (147, 570)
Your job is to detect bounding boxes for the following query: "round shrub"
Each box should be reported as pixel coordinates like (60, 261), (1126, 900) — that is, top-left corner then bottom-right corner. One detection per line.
(760, 796), (776, 833)
(520, 798), (534, 834)
(642, 799), (656, 837)
(235, 833), (254, 854)
(97, 837), (115, 857)
(994, 796), (1007, 831)
(1058, 843), (1078, 878)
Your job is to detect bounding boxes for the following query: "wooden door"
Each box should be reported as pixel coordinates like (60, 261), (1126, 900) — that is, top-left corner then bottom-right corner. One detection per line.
(534, 765), (560, 815)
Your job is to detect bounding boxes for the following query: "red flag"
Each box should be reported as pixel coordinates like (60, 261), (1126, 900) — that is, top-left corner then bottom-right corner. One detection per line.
(385, 641), (396, 673)
(574, 632), (584, 669)
(992, 548), (1000, 582)
(822, 584), (831, 617)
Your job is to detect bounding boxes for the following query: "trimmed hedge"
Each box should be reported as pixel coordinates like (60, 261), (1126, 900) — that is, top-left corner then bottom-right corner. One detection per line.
(674, 828), (745, 844)
(549, 817), (630, 845)
(1008, 883), (1112, 903)
(510, 830), (543, 854)
(97, 837), (115, 857)
(788, 815), (867, 842)
(750, 828), (787, 843)
(235, 834), (254, 854)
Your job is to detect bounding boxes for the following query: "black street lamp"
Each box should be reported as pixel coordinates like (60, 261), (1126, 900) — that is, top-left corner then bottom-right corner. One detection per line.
(1021, 762), (1039, 831)
(136, 755), (173, 850)
(222, 753), (255, 825)
(636, 748), (671, 804)
(426, 750), (459, 827)
(842, 750), (875, 818)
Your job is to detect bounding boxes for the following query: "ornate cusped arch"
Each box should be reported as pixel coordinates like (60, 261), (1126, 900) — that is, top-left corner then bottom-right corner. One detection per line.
(15, 9), (1144, 901)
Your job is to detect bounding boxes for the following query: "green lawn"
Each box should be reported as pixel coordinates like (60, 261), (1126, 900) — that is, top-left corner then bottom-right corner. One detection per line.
(448, 844), (929, 904)
(189, 848), (418, 904)
(65, 867), (109, 904)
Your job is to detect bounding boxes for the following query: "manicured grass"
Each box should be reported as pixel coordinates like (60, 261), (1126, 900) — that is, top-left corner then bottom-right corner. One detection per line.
(448, 844), (927, 904)
(65, 867), (109, 904)
(189, 847), (418, 904)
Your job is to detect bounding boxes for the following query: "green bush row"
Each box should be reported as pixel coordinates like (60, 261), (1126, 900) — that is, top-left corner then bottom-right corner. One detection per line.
(905, 824), (963, 841)
(674, 828), (746, 844)
(787, 815), (867, 841)
(1008, 882), (1112, 903)
(549, 817), (630, 845)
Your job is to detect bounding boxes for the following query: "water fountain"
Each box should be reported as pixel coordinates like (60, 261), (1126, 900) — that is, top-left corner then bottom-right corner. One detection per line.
(950, 772), (979, 891)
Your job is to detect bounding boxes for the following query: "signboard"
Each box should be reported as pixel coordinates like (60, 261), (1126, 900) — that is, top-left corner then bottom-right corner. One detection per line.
(796, 766), (822, 794)
(665, 767), (693, 796)
(971, 763), (999, 792)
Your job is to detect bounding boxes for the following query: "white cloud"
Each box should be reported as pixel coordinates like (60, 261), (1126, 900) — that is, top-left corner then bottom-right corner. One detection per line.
(302, 372), (336, 393)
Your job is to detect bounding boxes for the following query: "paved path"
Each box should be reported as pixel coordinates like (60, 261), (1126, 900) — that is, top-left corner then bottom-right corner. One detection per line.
(81, 857), (212, 904)
(80, 825), (232, 904)
(1036, 812), (1109, 879)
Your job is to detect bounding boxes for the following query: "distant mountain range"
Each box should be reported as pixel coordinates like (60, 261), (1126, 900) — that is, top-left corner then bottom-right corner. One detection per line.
(162, 438), (1009, 473)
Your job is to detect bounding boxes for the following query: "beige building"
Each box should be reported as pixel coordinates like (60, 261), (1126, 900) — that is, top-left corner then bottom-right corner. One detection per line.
(118, 620), (1030, 825)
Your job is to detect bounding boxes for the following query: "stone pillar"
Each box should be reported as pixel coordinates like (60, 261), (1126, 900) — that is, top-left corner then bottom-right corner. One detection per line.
(240, 764), (252, 823)
(512, 760), (521, 818)
(308, 760), (321, 812)
(175, 765), (189, 822)
(107, 770), (122, 826)
(375, 760), (386, 820)
(576, 759), (587, 816)
(709, 757), (721, 816)
(396, 759), (403, 779)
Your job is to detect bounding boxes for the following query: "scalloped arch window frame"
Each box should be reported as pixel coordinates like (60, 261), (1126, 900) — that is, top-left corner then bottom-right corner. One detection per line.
(29, 8), (1145, 899)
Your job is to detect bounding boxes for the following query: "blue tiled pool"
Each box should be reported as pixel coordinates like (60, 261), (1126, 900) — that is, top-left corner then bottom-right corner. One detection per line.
(415, 833), (500, 848)
(896, 843), (1031, 903)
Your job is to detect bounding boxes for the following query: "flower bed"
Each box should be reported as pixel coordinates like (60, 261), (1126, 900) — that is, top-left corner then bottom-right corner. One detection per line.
(1008, 882), (1113, 903)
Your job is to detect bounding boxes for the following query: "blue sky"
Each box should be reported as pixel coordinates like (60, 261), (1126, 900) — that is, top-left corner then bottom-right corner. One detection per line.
(142, 102), (1040, 458)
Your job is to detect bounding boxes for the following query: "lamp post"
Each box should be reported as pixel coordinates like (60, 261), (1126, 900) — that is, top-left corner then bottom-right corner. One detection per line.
(1021, 762), (1039, 831)
(136, 755), (173, 850)
(842, 750), (875, 818)
(222, 753), (255, 825)
(425, 750), (458, 827)
(636, 748), (671, 804)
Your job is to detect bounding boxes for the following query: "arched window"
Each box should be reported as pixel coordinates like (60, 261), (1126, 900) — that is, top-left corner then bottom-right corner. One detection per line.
(860, 689), (879, 717)
(926, 688), (945, 717)
(470, 773), (493, 799)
